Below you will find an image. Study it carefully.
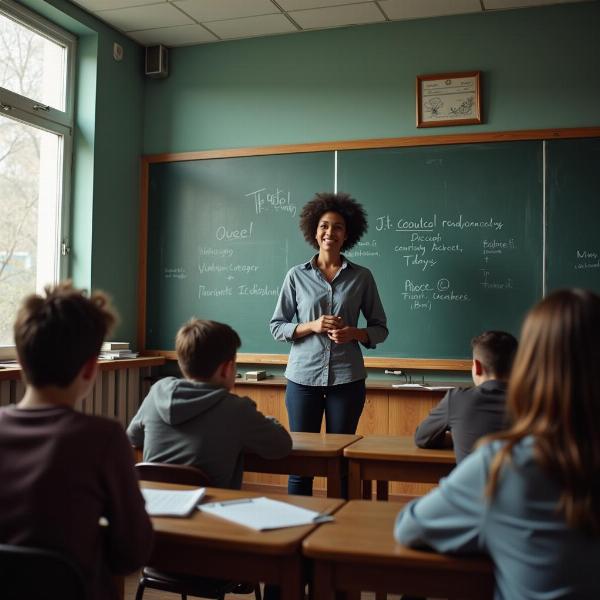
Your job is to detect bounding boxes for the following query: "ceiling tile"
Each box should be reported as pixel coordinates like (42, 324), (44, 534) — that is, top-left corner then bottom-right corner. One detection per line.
(278, 0), (368, 10)
(71, 0), (164, 11)
(290, 3), (385, 30)
(128, 23), (218, 46)
(95, 3), (193, 32)
(172, 0), (277, 22)
(206, 13), (297, 40)
(483, 0), (581, 8)
(379, 0), (481, 20)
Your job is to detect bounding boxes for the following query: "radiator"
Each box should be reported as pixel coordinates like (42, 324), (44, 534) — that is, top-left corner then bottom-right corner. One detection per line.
(0, 366), (152, 428)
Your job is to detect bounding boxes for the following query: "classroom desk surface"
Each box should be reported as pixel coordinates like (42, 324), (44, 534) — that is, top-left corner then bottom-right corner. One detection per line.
(140, 482), (344, 600)
(303, 500), (494, 600)
(244, 432), (361, 498)
(343, 435), (456, 500)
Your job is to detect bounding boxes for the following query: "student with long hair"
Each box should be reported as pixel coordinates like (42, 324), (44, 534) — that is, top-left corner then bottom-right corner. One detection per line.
(395, 289), (600, 599)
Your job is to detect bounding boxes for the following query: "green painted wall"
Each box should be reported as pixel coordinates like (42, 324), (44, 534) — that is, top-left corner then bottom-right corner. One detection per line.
(143, 2), (600, 154)
(20, 0), (145, 342)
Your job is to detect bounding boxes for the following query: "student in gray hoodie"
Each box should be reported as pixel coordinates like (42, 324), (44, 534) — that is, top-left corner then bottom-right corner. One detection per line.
(127, 319), (292, 488)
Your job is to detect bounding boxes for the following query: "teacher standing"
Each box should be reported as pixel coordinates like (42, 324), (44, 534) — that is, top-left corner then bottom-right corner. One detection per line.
(270, 192), (388, 496)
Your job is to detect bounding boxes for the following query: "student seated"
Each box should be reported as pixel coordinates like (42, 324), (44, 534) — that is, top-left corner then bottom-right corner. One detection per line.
(127, 318), (292, 488)
(414, 330), (518, 463)
(0, 282), (153, 600)
(395, 289), (600, 600)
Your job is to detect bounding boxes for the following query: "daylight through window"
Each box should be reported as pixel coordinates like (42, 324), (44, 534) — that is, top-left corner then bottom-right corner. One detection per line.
(0, 0), (74, 346)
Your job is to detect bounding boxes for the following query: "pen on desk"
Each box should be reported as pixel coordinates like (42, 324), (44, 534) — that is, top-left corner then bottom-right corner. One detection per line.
(313, 513), (334, 524)
(384, 369), (403, 375)
(218, 499), (254, 506)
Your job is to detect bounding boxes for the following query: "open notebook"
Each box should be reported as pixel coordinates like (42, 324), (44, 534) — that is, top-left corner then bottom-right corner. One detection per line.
(141, 487), (206, 517)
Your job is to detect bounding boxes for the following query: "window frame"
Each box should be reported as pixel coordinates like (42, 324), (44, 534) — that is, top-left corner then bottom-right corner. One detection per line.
(0, 0), (76, 129)
(0, 0), (76, 351)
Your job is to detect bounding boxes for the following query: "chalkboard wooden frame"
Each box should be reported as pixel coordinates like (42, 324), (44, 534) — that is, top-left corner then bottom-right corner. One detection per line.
(138, 126), (600, 371)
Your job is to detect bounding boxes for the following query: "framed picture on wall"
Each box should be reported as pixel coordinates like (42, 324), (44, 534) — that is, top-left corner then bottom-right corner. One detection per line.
(416, 71), (481, 128)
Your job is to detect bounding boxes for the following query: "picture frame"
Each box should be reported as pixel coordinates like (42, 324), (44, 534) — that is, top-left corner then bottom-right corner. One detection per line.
(416, 71), (481, 128)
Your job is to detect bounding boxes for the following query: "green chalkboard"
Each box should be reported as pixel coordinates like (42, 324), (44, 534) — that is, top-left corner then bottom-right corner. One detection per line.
(144, 141), (545, 359)
(146, 152), (334, 352)
(546, 138), (600, 293)
(338, 142), (543, 358)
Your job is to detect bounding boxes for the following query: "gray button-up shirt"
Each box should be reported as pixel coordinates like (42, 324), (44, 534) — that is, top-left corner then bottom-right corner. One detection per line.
(270, 256), (388, 386)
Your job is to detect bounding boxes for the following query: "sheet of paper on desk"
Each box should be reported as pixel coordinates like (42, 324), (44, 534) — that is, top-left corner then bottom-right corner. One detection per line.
(392, 383), (455, 391)
(142, 487), (206, 517)
(392, 383), (426, 388)
(199, 497), (334, 530)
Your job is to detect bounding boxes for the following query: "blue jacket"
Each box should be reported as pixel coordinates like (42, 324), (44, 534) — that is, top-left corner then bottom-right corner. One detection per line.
(395, 437), (600, 600)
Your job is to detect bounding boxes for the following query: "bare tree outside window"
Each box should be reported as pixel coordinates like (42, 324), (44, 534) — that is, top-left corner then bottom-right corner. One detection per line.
(0, 6), (71, 346)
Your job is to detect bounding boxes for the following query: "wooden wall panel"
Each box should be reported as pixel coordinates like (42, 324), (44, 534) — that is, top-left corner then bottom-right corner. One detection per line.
(357, 391), (389, 435)
(235, 383), (290, 489)
(388, 391), (443, 497)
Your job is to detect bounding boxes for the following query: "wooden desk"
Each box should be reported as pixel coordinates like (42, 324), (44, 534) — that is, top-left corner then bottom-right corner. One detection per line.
(244, 432), (361, 498)
(141, 482), (344, 600)
(303, 500), (494, 600)
(343, 435), (455, 500)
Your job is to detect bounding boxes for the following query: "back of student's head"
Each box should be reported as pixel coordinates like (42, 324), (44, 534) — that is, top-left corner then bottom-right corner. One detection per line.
(471, 330), (518, 379)
(176, 319), (240, 380)
(13, 281), (117, 388)
(489, 288), (600, 533)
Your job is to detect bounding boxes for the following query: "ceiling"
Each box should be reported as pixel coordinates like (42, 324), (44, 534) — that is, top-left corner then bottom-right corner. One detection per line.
(69, 0), (588, 48)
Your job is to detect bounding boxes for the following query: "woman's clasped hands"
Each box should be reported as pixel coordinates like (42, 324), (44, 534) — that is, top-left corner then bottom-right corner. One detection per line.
(311, 314), (357, 344)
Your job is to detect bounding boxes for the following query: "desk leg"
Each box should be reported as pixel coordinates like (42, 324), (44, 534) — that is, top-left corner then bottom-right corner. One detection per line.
(376, 481), (389, 501)
(348, 461), (362, 500)
(327, 458), (342, 498)
(312, 561), (334, 600)
(113, 574), (124, 600)
(280, 558), (304, 600)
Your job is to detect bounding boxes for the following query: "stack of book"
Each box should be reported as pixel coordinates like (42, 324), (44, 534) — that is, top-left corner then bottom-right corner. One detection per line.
(99, 341), (138, 360)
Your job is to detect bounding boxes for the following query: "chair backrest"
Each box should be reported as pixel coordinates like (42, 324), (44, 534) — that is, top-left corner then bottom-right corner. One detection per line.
(0, 543), (87, 600)
(135, 462), (211, 486)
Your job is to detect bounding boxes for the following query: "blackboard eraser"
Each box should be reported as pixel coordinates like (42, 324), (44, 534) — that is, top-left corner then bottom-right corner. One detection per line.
(245, 370), (267, 381)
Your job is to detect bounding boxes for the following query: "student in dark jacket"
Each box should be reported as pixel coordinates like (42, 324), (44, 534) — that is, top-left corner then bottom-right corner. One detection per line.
(414, 330), (518, 463)
(0, 282), (153, 600)
(128, 319), (292, 488)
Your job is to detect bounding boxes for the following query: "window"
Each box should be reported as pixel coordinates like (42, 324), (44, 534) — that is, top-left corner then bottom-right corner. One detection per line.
(0, 0), (74, 347)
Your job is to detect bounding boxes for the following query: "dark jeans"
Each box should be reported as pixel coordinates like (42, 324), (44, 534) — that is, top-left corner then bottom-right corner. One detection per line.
(285, 379), (366, 497)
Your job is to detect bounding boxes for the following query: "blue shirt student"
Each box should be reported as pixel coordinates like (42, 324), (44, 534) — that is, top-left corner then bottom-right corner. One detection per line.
(394, 437), (600, 600)
(270, 255), (388, 386)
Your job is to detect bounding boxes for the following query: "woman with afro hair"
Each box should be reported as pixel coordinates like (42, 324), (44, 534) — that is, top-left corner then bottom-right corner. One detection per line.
(270, 192), (388, 497)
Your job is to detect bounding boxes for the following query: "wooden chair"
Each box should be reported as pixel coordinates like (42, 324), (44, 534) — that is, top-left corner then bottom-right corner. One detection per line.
(136, 461), (212, 486)
(0, 543), (87, 600)
(135, 462), (262, 600)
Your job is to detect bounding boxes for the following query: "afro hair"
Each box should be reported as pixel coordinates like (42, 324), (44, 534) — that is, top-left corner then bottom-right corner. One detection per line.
(299, 192), (368, 252)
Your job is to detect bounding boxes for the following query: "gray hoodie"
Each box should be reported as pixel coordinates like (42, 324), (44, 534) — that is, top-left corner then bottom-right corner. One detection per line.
(127, 377), (292, 488)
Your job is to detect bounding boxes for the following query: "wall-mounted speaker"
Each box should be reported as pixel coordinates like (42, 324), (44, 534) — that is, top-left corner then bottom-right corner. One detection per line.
(145, 45), (168, 78)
